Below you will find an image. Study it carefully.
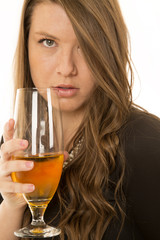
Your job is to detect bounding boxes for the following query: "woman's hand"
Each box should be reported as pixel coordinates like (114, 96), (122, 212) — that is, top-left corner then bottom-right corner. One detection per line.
(0, 119), (35, 210)
(0, 119), (69, 210)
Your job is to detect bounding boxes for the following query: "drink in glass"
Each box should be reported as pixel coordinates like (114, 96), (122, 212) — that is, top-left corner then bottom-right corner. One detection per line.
(11, 88), (64, 238)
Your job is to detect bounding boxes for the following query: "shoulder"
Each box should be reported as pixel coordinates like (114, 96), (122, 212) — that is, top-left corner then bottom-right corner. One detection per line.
(122, 108), (160, 139)
(121, 107), (160, 179)
(121, 108), (160, 157)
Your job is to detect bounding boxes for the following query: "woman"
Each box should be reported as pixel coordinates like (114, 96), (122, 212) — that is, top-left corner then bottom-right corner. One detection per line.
(0, 0), (160, 239)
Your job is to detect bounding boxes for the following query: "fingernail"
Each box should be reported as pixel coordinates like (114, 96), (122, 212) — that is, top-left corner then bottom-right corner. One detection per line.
(25, 161), (34, 168)
(27, 184), (35, 192)
(20, 140), (28, 147)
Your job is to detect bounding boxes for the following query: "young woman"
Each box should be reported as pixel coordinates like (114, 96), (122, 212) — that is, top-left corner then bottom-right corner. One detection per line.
(0, 0), (160, 239)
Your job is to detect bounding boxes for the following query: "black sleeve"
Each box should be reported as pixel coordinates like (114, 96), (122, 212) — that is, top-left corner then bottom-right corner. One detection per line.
(0, 135), (4, 147)
(0, 195), (3, 204)
(124, 111), (160, 240)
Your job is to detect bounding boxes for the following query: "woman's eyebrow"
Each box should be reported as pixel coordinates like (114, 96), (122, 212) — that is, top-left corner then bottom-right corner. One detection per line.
(35, 31), (60, 40)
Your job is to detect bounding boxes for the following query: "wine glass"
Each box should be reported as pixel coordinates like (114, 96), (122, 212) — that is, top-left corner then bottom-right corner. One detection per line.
(11, 88), (64, 238)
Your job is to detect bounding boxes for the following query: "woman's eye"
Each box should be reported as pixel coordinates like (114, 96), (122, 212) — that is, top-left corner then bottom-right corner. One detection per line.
(39, 39), (56, 48)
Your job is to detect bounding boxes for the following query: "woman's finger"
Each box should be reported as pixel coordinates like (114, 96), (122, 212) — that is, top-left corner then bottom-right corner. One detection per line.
(0, 139), (28, 161)
(0, 181), (35, 194)
(3, 119), (15, 142)
(0, 160), (34, 177)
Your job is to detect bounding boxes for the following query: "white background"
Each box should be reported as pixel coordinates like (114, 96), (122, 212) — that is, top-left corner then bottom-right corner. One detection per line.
(0, 0), (160, 137)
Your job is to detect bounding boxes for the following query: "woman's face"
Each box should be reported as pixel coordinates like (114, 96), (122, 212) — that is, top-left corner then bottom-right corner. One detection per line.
(28, 2), (95, 114)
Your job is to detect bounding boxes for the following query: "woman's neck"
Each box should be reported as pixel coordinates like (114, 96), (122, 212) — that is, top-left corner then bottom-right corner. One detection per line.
(62, 110), (84, 150)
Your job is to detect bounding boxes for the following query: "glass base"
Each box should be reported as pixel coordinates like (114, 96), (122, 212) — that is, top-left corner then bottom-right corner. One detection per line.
(14, 224), (61, 238)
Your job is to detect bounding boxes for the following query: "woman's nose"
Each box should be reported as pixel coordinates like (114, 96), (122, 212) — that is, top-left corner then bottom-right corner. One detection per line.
(56, 50), (77, 77)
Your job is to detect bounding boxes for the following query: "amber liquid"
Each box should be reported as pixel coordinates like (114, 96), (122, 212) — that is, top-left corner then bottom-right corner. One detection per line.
(11, 153), (64, 206)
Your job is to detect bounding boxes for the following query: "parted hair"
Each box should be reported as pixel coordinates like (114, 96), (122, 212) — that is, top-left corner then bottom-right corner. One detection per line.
(14, 0), (133, 239)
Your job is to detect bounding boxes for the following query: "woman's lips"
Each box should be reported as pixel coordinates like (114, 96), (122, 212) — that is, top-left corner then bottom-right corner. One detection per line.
(52, 85), (79, 97)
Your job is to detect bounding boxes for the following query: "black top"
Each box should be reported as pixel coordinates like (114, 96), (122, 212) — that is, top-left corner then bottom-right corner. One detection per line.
(115, 109), (160, 240)
(1, 109), (160, 239)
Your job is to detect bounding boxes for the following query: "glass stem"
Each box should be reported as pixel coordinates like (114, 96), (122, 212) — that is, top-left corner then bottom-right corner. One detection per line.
(29, 204), (47, 226)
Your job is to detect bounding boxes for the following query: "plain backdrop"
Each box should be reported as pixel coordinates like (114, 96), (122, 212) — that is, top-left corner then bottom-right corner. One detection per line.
(0, 0), (160, 136)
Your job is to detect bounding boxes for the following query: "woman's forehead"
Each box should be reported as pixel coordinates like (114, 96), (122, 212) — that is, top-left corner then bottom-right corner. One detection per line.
(29, 2), (78, 44)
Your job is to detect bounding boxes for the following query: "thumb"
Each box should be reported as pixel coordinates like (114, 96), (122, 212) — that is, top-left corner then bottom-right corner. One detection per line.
(64, 151), (69, 162)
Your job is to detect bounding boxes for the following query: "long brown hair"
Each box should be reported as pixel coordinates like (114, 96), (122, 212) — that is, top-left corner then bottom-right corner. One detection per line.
(14, 0), (133, 239)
